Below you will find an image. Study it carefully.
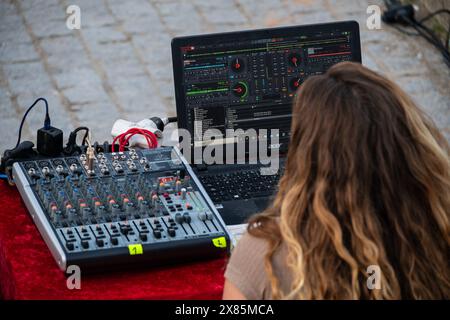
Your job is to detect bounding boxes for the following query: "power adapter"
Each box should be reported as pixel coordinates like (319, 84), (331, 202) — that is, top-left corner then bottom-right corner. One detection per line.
(37, 126), (63, 156)
(0, 97), (66, 184)
(382, 4), (415, 25)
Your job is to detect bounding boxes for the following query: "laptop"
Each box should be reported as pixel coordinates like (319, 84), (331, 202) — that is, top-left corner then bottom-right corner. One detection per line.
(171, 21), (361, 237)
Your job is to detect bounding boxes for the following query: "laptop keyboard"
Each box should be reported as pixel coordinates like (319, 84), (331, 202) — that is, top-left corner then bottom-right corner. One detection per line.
(199, 169), (281, 203)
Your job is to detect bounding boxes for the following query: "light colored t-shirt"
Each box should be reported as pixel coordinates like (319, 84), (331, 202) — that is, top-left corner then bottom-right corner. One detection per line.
(224, 232), (292, 299)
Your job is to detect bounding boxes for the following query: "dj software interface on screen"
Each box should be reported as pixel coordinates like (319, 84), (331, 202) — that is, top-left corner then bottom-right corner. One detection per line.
(179, 30), (355, 146)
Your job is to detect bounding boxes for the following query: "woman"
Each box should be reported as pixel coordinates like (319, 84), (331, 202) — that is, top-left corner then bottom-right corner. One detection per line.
(223, 62), (450, 299)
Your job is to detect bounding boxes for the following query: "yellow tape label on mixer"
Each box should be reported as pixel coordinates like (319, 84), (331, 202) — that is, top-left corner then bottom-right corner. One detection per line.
(212, 237), (227, 248)
(128, 244), (143, 255)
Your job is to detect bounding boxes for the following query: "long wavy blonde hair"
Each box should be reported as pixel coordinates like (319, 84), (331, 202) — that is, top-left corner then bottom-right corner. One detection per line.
(248, 62), (450, 299)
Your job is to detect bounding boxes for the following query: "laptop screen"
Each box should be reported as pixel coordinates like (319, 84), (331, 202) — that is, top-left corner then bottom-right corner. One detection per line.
(172, 21), (361, 162)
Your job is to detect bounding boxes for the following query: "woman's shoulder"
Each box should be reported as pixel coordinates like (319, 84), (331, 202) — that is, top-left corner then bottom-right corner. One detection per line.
(224, 232), (274, 299)
(227, 232), (270, 274)
(234, 232), (270, 253)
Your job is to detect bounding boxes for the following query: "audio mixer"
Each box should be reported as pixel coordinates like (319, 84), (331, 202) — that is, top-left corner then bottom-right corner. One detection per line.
(12, 147), (231, 272)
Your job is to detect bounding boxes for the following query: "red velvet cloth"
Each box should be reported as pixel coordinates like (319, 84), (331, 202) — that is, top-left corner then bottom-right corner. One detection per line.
(0, 181), (226, 300)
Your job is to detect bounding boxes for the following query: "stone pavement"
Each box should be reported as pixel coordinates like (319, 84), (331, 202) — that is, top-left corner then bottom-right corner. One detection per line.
(0, 0), (449, 154)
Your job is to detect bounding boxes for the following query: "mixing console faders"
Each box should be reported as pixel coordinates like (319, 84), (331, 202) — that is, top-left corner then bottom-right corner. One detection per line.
(12, 147), (231, 271)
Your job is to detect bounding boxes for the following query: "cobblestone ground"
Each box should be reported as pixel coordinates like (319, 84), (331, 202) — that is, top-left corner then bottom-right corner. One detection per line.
(0, 0), (449, 153)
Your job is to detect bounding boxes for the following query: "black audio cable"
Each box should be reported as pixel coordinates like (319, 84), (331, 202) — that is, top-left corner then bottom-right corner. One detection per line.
(74, 126), (90, 146)
(382, 1), (450, 68)
(15, 97), (50, 149)
(419, 9), (450, 51)
(64, 126), (90, 155)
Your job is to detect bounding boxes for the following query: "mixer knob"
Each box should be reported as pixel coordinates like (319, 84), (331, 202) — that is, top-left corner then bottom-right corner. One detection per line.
(199, 212), (207, 221)
(52, 210), (62, 223)
(81, 240), (89, 249)
(28, 168), (41, 180)
(175, 213), (183, 224)
(153, 229), (162, 239)
(111, 203), (121, 215)
(125, 202), (135, 213)
(139, 233), (147, 241)
(206, 212), (213, 220)
(79, 154), (86, 161)
(139, 200), (148, 212)
(96, 239), (104, 247)
(42, 166), (52, 177)
(151, 194), (158, 205)
(55, 165), (65, 175)
(50, 203), (59, 219)
(82, 207), (92, 219)
(183, 212), (192, 223)
(120, 224), (132, 235)
(175, 180), (181, 192)
(30, 172), (41, 180)
(78, 200), (87, 209)
(181, 188), (187, 200)
(69, 164), (82, 175)
(167, 228), (176, 237)
(95, 205), (106, 215)
(136, 193), (144, 202)
(67, 208), (77, 220)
